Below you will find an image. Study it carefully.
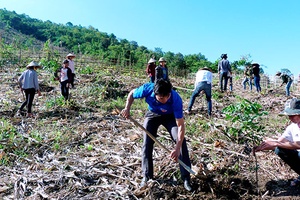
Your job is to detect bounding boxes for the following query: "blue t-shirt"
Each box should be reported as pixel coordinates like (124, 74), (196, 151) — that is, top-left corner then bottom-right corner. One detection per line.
(133, 83), (183, 119)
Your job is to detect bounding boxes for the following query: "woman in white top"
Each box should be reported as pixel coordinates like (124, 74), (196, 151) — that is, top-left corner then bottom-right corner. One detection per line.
(187, 67), (213, 116)
(55, 60), (72, 100)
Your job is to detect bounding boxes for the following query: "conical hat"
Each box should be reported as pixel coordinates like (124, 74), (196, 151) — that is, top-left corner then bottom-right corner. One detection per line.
(148, 58), (156, 64)
(26, 61), (41, 68)
(66, 53), (76, 58)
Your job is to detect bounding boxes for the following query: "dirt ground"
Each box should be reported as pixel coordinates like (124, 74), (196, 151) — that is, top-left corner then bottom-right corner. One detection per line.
(1, 68), (300, 199)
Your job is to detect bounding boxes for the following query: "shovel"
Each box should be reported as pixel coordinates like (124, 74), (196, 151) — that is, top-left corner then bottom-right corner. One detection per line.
(116, 108), (196, 176)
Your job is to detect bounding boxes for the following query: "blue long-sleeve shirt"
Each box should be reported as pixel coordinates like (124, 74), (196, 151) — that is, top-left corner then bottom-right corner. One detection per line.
(218, 59), (231, 73)
(18, 69), (40, 91)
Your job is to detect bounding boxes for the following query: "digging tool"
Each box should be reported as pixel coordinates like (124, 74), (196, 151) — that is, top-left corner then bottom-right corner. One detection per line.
(17, 78), (25, 101)
(115, 108), (196, 176)
(21, 89), (25, 100)
(173, 85), (193, 92)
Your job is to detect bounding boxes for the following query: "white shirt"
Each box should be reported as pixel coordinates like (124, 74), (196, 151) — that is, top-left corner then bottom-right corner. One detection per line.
(281, 123), (300, 143)
(60, 68), (69, 82)
(194, 70), (213, 89)
(68, 59), (75, 73)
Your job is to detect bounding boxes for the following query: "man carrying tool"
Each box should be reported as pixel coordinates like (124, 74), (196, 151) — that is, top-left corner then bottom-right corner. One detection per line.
(121, 79), (193, 191)
(276, 71), (293, 96)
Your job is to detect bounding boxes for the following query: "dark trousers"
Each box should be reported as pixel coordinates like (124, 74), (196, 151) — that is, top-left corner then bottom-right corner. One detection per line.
(60, 80), (69, 100)
(20, 88), (36, 113)
(70, 73), (75, 87)
(142, 111), (191, 181)
(275, 147), (300, 175)
(220, 72), (229, 91)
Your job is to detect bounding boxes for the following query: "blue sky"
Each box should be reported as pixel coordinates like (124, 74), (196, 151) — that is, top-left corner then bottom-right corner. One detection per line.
(1, 0), (300, 77)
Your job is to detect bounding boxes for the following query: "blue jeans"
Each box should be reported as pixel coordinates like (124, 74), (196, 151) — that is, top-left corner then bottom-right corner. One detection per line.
(142, 111), (192, 181)
(275, 147), (300, 175)
(187, 81), (212, 116)
(219, 72), (229, 91)
(242, 77), (252, 90)
(253, 76), (261, 93)
(286, 80), (293, 96)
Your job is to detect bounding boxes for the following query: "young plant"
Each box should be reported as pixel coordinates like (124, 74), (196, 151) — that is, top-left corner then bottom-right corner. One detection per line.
(222, 98), (268, 145)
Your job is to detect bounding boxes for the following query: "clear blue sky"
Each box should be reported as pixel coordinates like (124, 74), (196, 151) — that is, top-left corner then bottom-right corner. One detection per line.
(1, 0), (300, 77)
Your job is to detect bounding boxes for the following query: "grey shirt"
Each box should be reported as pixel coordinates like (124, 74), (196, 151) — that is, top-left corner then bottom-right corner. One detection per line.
(218, 59), (231, 73)
(18, 69), (40, 91)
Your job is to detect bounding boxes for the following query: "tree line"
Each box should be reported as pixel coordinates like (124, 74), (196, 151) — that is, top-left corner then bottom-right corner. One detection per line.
(0, 8), (251, 75)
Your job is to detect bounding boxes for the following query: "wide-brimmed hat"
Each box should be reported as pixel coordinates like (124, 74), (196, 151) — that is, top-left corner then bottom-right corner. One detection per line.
(148, 58), (156, 64)
(202, 66), (212, 72)
(26, 61), (41, 69)
(158, 57), (166, 62)
(279, 98), (300, 116)
(221, 54), (227, 59)
(276, 71), (282, 76)
(251, 62), (260, 67)
(66, 53), (76, 58)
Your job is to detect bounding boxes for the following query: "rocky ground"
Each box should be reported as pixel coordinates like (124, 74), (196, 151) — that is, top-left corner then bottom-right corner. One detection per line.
(0, 66), (300, 199)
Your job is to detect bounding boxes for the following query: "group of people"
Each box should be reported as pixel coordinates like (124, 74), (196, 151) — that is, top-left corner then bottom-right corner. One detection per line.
(218, 53), (263, 94)
(146, 57), (169, 83)
(242, 62), (294, 96)
(17, 52), (300, 192)
(242, 62), (262, 93)
(17, 53), (76, 117)
(121, 54), (299, 192)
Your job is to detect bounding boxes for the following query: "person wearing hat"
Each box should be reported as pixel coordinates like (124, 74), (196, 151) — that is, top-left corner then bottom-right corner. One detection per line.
(276, 71), (293, 96)
(187, 66), (213, 116)
(254, 98), (300, 186)
(146, 58), (156, 83)
(66, 53), (76, 88)
(252, 62), (261, 93)
(218, 54), (231, 92)
(54, 59), (72, 100)
(155, 57), (169, 82)
(17, 61), (42, 117)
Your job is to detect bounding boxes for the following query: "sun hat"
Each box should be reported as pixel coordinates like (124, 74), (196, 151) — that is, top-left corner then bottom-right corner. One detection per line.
(276, 71), (282, 76)
(158, 57), (166, 62)
(148, 58), (156, 64)
(221, 54), (227, 59)
(251, 62), (260, 67)
(279, 98), (300, 116)
(202, 66), (212, 72)
(26, 61), (41, 69)
(66, 53), (76, 58)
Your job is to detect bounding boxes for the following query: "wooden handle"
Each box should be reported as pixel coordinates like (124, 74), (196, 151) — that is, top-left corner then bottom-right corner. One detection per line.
(116, 108), (196, 175)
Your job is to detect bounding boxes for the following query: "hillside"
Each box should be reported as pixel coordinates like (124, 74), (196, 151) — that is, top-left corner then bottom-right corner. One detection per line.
(0, 8), (251, 75)
(1, 8), (300, 200)
(0, 61), (300, 199)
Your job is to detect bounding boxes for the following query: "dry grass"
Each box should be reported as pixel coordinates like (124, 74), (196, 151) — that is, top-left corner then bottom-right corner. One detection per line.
(0, 65), (299, 199)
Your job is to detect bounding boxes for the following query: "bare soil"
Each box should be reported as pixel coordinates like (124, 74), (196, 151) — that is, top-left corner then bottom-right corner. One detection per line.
(0, 67), (300, 199)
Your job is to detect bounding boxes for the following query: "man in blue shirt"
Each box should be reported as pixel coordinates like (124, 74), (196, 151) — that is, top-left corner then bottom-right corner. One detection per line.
(121, 79), (192, 191)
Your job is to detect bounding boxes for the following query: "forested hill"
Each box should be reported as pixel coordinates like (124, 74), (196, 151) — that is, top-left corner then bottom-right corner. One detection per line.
(0, 8), (248, 74)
